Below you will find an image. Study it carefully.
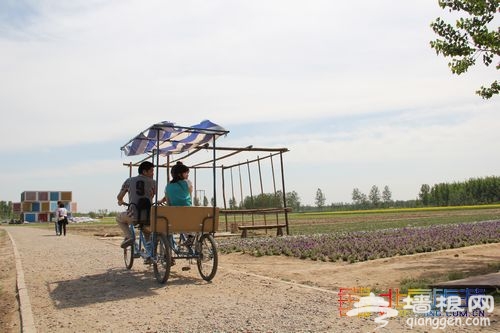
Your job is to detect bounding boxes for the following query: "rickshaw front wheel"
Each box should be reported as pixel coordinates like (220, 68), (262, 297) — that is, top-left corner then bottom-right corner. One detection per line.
(196, 233), (218, 281)
(153, 233), (171, 283)
(123, 244), (134, 270)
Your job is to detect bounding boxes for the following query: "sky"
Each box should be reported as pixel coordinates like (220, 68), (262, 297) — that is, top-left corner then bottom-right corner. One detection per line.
(0, 0), (499, 213)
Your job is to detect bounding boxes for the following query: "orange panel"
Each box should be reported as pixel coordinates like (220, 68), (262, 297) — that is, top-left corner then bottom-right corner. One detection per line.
(41, 202), (50, 212)
(61, 191), (72, 201)
(22, 202), (32, 212)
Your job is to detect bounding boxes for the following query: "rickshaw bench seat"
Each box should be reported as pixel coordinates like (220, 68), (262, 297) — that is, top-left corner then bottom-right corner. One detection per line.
(151, 206), (219, 234)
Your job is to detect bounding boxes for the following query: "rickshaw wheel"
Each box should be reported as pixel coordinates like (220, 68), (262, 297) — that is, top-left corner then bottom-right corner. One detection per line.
(196, 234), (218, 281)
(124, 244), (134, 270)
(153, 233), (171, 283)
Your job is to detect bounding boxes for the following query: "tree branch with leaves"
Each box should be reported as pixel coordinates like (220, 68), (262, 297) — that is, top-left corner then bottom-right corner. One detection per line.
(430, 0), (499, 99)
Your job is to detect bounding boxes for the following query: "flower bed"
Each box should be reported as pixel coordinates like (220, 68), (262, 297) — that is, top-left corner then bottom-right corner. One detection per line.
(218, 220), (500, 263)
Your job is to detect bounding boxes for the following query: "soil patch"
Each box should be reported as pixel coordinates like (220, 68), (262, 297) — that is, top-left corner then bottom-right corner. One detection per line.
(0, 229), (21, 333)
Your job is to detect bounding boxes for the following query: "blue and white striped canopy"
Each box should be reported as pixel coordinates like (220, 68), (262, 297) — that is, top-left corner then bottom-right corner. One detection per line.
(121, 120), (228, 156)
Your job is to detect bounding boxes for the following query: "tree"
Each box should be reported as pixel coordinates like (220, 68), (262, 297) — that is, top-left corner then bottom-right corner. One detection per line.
(228, 197), (237, 209)
(419, 184), (431, 206)
(352, 188), (369, 207)
(315, 188), (326, 209)
(430, 0), (499, 99)
(0, 201), (13, 219)
(97, 209), (108, 217)
(241, 192), (282, 209)
(418, 176), (500, 206)
(382, 185), (393, 206)
(286, 191), (301, 212)
(369, 185), (381, 207)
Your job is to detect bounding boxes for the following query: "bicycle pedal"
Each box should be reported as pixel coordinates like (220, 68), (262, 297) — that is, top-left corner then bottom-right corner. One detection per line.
(181, 266), (191, 271)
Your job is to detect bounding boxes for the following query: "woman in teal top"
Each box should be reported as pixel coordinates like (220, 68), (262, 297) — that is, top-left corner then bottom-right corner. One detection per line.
(160, 161), (194, 248)
(162, 161), (193, 206)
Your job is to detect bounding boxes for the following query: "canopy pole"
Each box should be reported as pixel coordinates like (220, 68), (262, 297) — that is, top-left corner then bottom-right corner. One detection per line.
(230, 167), (236, 226)
(153, 127), (160, 233)
(212, 134), (217, 233)
(257, 156), (267, 227)
(238, 165), (243, 208)
(194, 167), (197, 205)
(221, 166), (227, 231)
(270, 153), (279, 224)
(279, 151), (289, 235)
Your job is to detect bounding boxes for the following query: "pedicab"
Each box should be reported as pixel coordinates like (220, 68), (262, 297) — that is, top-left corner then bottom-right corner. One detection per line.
(119, 120), (228, 283)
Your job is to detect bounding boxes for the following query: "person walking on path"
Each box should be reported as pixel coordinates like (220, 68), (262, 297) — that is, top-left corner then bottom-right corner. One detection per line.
(53, 201), (61, 235)
(56, 202), (68, 236)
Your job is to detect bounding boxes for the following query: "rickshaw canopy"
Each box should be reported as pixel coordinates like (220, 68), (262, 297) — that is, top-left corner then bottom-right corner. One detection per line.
(120, 120), (228, 157)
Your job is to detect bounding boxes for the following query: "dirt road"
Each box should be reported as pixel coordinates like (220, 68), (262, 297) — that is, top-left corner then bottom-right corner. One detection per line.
(3, 226), (500, 333)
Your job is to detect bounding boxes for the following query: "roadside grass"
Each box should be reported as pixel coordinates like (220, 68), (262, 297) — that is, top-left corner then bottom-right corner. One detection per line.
(9, 217), (121, 237)
(0, 230), (4, 294)
(399, 262), (500, 293)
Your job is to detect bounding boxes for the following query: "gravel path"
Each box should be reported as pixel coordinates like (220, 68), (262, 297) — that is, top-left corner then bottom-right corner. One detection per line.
(4, 226), (500, 333)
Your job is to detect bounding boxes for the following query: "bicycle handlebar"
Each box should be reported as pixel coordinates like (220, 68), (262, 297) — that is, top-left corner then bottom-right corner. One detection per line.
(120, 202), (162, 207)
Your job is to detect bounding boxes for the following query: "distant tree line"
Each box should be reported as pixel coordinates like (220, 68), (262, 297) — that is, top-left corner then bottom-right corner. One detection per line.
(223, 176), (500, 213)
(418, 176), (500, 206)
(351, 185), (394, 209)
(227, 190), (301, 213)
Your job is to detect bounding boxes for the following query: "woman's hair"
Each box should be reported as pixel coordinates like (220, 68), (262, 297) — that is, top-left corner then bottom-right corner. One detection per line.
(170, 161), (189, 183)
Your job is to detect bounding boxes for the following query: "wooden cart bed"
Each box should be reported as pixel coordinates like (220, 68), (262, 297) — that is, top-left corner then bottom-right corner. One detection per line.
(151, 206), (219, 234)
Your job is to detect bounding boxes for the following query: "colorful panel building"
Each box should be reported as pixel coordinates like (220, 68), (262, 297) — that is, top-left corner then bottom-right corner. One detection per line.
(15, 191), (77, 222)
